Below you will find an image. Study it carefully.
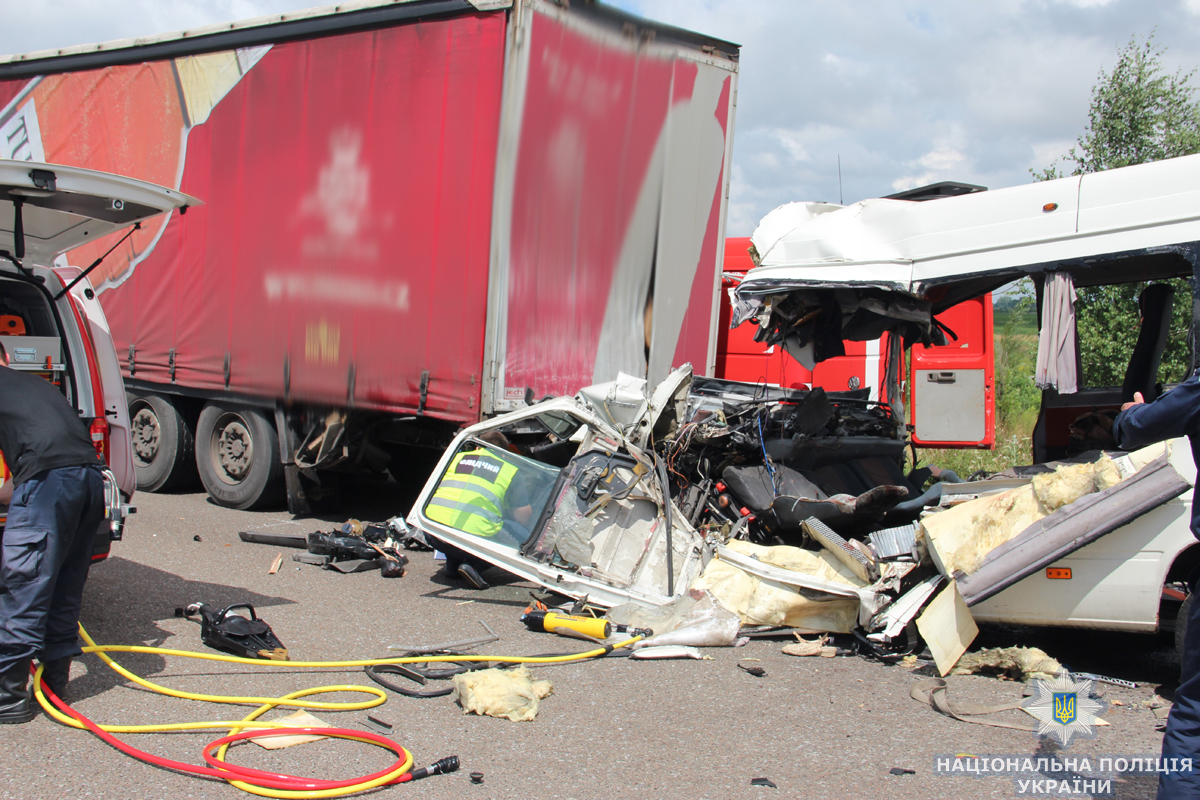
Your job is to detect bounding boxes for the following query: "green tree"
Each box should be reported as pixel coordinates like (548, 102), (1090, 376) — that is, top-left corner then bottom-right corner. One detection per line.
(1034, 34), (1199, 387)
(1034, 34), (1200, 180)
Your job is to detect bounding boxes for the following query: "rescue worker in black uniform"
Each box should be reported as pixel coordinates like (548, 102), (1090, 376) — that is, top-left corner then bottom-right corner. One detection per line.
(0, 341), (105, 723)
(1113, 379), (1200, 798)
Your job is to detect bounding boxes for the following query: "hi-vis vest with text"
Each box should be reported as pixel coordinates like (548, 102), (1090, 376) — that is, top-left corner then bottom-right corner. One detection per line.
(425, 449), (517, 536)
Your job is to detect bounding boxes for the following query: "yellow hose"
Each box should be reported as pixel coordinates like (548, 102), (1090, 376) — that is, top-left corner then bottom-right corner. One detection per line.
(32, 624), (641, 798)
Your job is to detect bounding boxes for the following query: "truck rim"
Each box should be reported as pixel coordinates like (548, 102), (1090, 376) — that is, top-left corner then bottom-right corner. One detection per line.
(210, 412), (254, 485)
(130, 401), (161, 467)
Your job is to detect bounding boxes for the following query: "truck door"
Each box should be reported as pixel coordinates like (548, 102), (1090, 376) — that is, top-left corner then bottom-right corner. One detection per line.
(909, 294), (995, 449)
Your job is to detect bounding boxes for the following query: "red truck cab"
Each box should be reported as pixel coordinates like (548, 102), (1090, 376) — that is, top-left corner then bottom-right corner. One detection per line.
(717, 236), (995, 449)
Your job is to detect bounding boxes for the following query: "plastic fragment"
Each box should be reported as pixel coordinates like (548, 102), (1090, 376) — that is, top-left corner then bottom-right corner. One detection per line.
(629, 645), (706, 660)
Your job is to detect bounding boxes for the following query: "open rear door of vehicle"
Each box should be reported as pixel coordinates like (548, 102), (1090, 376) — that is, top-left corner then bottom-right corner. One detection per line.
(908, 294), (995, 449)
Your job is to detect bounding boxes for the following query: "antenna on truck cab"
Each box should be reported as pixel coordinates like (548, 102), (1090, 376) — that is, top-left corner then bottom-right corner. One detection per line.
(838, 154), (843, 205)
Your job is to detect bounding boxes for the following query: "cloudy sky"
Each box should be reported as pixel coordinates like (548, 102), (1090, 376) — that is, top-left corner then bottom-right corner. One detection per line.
(4, 0), (1200, 234)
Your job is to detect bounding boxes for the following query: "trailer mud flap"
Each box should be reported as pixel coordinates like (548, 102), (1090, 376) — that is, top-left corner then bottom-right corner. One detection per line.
(959, 454), (1190, 606)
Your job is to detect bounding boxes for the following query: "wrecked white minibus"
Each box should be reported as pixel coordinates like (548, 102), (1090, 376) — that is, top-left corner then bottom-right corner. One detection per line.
(732, 154), (1200, 644)
(405, 154), (1200, 664)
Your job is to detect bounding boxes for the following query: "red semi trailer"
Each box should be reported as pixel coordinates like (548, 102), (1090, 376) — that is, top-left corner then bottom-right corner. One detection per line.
(0, 0), (739, 511)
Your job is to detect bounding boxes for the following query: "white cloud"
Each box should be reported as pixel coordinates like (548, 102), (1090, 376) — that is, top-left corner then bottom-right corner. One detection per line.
(1029, 138), (1077, 172)
(892, 127), (970, 191)
(773, 130), (810, 162)
(726, 163), (761, 236)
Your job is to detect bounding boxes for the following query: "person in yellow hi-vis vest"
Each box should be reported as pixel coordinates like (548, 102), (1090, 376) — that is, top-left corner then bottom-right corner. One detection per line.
(424, 430), (534, 590)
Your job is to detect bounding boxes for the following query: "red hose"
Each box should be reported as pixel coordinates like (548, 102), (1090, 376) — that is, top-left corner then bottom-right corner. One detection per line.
(39, 680), (413, 793)
(202, 728), (411, 789)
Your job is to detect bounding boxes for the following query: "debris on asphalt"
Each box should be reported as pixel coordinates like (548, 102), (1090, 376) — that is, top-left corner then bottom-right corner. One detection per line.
(909, 677), (1037, 731)
(245, 709), (330, 749)
(470, 772), (485, 785)
(750, 777), (778, 788)
(889, 767), (916, 776)
(364, 714), (393, 733)
(1070, 671), (1137, 689)
(915, 583), (978, 676)
(632, 591), (740, 648)
(1152, 702), (1173, 720)
(244, 519), (411, 577)
(949, 646), (1062, 682)
(452, 666), (553, 722)
(239, 530), (307, 548)
(629, 645), (708, 660)
(268, 553), (283, 574)
(387, 621), (500, 654)
(738, 663), (767, 677)
(326, 558), (380, 574)
(781, 634), (836, 658)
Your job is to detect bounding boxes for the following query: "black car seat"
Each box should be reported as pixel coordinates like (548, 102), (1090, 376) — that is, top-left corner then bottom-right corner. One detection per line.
(1122, 283), (1175, 403)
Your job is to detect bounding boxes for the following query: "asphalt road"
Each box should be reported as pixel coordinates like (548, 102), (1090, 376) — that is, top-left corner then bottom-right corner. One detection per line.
(0, 484), (1180, 800)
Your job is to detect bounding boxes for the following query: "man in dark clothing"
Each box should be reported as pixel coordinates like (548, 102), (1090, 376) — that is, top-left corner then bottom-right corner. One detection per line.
(1112, 378), (1200, 798)
(0, 342), (104, 723)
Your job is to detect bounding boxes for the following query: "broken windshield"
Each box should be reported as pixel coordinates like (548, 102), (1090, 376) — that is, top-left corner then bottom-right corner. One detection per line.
(423, 440), (562, 548)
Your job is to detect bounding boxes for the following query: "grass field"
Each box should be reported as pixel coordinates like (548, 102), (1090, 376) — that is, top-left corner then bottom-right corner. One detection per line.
(992, 308), (1037, 336)
(910, 324), (1040, 480)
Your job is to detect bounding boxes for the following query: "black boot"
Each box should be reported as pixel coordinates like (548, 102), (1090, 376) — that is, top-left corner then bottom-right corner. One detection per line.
(39, 657), (71, 701)
(0, 660), (35, 724)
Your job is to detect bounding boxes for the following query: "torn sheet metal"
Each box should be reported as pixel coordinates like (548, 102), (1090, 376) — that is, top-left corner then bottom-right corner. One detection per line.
(915, 582), (978, 677)
(730, 287), (942, 369)
(869, 574), (943, 640)
(803, 517), (879, 583)
(957, 452), (1190, 606)
(921, 453), (1126, 579)
(869, 523), (919, 561)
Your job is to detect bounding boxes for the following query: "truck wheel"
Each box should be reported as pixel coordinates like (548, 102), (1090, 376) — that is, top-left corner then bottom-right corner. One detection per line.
(196, 402), (284, 509)
(1178, 592), (1192, 667)
(128, 393), (197, 492)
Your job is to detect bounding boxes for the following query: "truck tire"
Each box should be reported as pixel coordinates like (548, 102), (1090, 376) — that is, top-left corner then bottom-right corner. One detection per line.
(128, 392), (198, 492)
(196, 402), (284, 510)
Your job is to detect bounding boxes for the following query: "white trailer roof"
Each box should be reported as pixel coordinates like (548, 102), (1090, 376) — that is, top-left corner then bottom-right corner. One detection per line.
(743, 153), (1200, 298)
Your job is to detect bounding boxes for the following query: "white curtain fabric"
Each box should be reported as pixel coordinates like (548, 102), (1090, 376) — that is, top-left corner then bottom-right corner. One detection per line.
(1035, 271), (1078, 394)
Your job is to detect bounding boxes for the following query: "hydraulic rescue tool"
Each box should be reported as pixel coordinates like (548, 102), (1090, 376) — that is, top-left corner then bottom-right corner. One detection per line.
(176, 602), (289, 660)
(520, 609), (652, 640)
